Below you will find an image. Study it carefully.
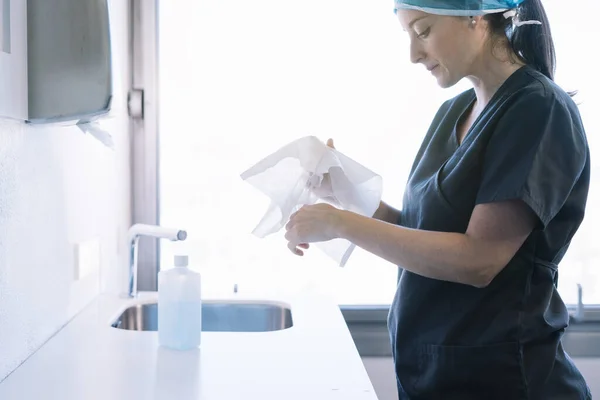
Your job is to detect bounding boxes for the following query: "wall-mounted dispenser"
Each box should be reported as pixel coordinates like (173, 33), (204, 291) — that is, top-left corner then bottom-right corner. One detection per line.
(0, 0), (112, 123)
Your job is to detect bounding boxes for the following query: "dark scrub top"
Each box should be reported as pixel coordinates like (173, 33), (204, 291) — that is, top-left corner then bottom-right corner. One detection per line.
(388, 65), (592, 400)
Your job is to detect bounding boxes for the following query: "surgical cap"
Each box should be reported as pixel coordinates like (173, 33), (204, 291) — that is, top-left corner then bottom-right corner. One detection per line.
(393, 0), (525, 16)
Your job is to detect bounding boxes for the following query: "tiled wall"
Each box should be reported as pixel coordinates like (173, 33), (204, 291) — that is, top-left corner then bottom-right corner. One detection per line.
(0, 0), (131, 382)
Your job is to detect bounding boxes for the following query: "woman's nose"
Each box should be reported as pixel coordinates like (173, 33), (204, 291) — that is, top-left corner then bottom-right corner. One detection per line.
(409, 39), (425, 64)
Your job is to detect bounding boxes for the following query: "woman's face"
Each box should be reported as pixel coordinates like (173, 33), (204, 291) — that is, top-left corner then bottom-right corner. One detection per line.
(396, 9), (488, 88)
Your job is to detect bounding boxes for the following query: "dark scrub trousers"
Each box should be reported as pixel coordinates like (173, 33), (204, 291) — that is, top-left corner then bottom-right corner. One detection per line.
(388, 66), (592, 400)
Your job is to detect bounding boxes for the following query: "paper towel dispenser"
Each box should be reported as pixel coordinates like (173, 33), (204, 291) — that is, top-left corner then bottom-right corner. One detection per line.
(0, 0), (112, 123)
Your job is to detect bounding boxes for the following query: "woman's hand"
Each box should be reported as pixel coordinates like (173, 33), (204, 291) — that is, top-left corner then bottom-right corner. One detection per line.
(308, 138), (336, 200)
(284, 203), (346, 256)
(309, 172), (335, 200)
(287, 138), (341, 256)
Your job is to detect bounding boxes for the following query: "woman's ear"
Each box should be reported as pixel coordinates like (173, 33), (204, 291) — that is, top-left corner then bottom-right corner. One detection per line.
(468, 15), (485, 29)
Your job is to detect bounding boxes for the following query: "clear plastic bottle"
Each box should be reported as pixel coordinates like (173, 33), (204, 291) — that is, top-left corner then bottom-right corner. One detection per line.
(158, 255), (202, 350)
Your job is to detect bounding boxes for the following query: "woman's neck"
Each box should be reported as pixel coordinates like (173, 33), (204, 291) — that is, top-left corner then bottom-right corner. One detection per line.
(465, 46), (525, 109)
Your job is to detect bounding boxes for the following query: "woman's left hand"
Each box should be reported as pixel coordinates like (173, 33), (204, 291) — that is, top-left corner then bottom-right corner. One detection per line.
(284, 203), (346, 256)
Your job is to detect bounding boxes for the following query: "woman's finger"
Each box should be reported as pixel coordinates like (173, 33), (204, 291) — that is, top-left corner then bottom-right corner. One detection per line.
(284, 229), (295, 242)
(287, 241), (304, 256)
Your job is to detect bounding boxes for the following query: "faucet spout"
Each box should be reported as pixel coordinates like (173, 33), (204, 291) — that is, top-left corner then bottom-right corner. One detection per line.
(127, 223), (187, 298)
(128, 223), (187, 243)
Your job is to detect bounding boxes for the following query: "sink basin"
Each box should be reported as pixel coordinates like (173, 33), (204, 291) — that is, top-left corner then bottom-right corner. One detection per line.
(111, 301), (293, 332)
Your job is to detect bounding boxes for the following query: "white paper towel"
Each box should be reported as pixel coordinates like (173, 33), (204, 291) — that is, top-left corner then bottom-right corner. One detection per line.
(76, 119), (114, 149)
(241, 136), (383, 267)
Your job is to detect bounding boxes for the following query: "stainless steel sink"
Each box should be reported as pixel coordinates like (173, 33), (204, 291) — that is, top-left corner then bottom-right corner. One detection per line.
(111, 301), (293, 332)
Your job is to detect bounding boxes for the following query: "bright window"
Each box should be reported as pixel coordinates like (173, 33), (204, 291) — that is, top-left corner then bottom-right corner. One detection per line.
(158, 0), (599, 305)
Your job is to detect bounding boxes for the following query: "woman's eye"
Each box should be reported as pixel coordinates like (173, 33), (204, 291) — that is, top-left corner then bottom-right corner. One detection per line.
(417, 27), (431, 38)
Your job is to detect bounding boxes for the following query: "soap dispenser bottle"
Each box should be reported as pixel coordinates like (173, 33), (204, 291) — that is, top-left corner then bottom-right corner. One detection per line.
(158, 255), (202, 350)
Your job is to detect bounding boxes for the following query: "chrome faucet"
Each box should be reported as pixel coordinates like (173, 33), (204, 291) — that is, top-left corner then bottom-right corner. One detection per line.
(127, 223), (187, 298)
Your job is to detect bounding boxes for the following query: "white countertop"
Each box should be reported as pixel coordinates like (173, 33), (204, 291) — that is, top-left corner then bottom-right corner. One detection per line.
(0, 284), (378, 400)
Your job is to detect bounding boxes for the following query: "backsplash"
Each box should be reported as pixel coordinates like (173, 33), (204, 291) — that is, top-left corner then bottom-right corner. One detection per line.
(0, 120), (115, 381)
(0, 0), (130, 382)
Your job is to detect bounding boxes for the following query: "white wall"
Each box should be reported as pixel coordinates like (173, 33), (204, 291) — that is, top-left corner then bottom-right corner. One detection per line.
(0, 0), (131, 382)
(362, 357), (600, 400)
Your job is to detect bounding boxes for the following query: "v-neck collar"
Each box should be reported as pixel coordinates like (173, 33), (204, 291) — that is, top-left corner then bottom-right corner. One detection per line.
(451, 92), (477, 148)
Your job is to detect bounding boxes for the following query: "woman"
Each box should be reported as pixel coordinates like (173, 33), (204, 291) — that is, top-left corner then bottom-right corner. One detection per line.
(284, 0), (592, 398)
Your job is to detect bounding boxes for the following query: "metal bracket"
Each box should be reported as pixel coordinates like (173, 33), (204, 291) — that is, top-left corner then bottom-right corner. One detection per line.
(127, 88), (144, 119)
(574, 283), (585, 321)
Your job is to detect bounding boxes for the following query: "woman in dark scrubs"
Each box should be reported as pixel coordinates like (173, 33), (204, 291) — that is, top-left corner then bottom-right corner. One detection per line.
(284, 0), (592, 398)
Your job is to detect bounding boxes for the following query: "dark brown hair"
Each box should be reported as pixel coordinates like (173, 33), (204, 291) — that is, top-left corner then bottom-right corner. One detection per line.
(484, 0), (555, 80)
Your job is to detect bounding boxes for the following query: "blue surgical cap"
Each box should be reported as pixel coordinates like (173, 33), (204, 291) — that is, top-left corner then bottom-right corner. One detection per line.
(394, 0), (525, 16)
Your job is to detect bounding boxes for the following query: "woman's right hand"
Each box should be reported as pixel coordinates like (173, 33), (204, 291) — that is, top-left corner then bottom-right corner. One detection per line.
(296, 138), (337, 253)
(308, 138), (337, 200)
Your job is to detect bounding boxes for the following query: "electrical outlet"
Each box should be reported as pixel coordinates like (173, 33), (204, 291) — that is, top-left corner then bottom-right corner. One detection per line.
(74, 239), (101, 281)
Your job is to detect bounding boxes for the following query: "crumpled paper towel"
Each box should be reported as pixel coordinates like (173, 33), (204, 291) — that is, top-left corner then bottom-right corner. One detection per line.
(240, 136), (383, 267)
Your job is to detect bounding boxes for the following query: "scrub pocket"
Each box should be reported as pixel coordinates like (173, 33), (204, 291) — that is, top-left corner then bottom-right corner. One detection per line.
(409, 342), (528, 400)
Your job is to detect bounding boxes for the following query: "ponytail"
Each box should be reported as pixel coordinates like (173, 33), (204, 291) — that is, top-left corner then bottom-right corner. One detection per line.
(484, 0), (556, 81)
